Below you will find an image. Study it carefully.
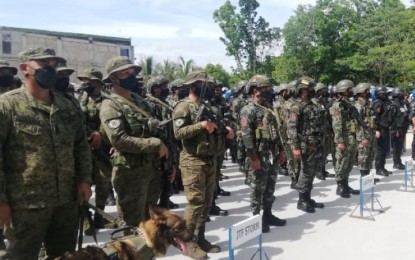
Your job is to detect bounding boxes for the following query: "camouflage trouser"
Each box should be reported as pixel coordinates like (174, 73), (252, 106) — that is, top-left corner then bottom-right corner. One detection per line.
(180, 159), (216, 234)
(236, 136), (246, 162)
(112, 163), (161, 227)
(4, 202), (79, 260)
(247, 152), (278, 214)
(358, 137), (376, 171)
(283, 143), (299, 179)
(297, 144), (317, 193)
(335, 135), (357, 181)
(92, 152), (112, 208)
(316, 134), (331, 173)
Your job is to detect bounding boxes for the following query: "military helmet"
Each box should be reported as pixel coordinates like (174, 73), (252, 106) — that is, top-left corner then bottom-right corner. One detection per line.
(294, 76), (315, 95)
(314, 83), (327, 92)
(354, 82), (370, 94)
(245, 75), (272, 95)
(237, 80), (248, 92)
(334, 79), (354, 94)
(392, 87), (405, 97)
(375, 85), (388, 100)
(278, 83), (289, 93)
(169, 79), (185, 90)
(147, 75), (169, 93)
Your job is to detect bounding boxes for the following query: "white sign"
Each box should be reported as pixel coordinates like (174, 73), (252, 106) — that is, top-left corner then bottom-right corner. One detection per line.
(230, 215), (262, 248)
(361, 174), (375, 192)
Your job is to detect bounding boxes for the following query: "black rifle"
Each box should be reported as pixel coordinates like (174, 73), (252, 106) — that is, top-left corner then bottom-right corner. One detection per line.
(195, 101), (227, 135)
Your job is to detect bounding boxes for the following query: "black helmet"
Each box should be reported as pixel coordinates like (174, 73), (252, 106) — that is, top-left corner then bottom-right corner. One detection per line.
(392, 87), (405, 97)
(375, 85), (388, 100)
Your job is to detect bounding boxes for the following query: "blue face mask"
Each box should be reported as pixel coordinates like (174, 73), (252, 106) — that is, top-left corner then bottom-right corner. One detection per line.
(118, 75), (139, 91)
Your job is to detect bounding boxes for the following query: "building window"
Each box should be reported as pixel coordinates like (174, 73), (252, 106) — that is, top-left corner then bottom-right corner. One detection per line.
(2, 34), (11, 54)
(120, 48), (129, 57)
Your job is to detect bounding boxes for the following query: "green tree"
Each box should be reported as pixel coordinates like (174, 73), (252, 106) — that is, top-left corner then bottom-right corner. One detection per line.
(154, 59), (177, 81)
(213, 0), (281, 74)
(176, 56), (195, 79)
(138, 55), (155, 77)
(205, 64), (230, 87)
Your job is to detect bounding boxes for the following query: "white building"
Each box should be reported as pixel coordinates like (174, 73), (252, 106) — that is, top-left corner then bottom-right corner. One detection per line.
(0, 26), (134, 82)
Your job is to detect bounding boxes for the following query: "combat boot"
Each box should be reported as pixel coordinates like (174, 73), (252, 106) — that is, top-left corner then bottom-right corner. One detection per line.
(376, 169), (389, 177)
(345, 179), (360, 195)
(336, 180), (350, 198)
(290, 177), (298, 190)
(254, 213), (270, 233)
(316, 171), (326, 180)
(323, 169), (335, 178)
(263, 209), (287, 226)
(197, 226), (221, 253)
(308, 192), (324, 209)
(186, 241), (207, 260)
(393, 163), (405, 170)
(297, 193), (315, 213)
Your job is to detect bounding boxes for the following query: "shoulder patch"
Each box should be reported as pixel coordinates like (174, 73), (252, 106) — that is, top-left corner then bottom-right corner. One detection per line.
(108, 119), (121, 129)
(174, 118), (185, 127)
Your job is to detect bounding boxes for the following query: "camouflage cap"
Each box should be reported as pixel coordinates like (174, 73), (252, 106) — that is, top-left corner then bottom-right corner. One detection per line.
(103, 56), (141, 82)
(147, 75), (169, 88)
(56, 63), (75, 74)
(77, 68), (104, 83)
(18, 47), (66, 64)
(183, 70), (213, 85)
(0, 60), (17, 75)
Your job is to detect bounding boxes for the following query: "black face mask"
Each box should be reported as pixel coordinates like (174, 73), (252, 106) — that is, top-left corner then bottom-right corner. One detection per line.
(177, 88), (189, 100)
(160, 88), (170, 99)
(118, 75), (139, 91)
(34, 65), (58, 89)
(0, 74), (14, 87)
(348, 91), (354, 98)
(84, 86), (96, 96)
(55, 77), (70, 92)
(259, 90), (273, 103)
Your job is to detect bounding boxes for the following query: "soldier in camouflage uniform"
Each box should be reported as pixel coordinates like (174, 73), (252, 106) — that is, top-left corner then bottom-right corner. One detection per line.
(240, 75), (286, 233)
(284, 80), (301, 189)
(0, 47), (92, 259)
(312, 83), (334, 180)
(353, 83), (378, 179)
(273, 83), (291, 177)
(286, 77), (324, 213)
(145, 75), (179, 210)
(231, 80), (248, 173)
(99, 56), (168, 231)
(329, 80), (360, 198)
(0, 60), (17, 95)
(77, 68), (116, 232)
(166, 79), (185, 108)
(173, 71), (234, 258)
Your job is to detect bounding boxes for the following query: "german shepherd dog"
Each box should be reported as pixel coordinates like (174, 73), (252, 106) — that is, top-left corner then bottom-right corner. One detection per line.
(57, 207), (193, 260)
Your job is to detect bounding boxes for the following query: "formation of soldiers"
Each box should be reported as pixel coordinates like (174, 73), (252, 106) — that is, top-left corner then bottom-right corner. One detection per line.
(0, 47), (413, 259)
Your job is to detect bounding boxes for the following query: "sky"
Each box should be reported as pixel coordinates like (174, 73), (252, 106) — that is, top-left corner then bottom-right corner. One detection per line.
(0, 0), (412, 71)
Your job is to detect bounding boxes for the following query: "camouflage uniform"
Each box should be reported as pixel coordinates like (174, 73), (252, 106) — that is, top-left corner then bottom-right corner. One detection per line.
(329, 80), (359, 198)
(240, 75), (286, 232)
(76, 68), (114, 229)
(99, 57), (163, 228)
(354, 83), (376, 175)
(0, 60), (17, 95)
(287, 77), (323, 213)
(231, 81), (248, 172)
(0, 49), (92, 259)
(173, 71), (221, 256)
(145, 75), (179, 209)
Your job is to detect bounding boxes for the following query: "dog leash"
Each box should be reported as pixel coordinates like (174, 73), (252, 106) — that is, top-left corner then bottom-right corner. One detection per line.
(87, 202), (116, 223)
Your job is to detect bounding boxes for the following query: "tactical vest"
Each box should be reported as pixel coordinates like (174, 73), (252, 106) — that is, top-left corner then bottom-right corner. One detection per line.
(297, 101), (320, 144)
(372, 99), (389, 129)
(179, 99), (217, 157)
(254, 104), (278, 152)
(360, 101), (377, 129)
(391, 99), (409, 128)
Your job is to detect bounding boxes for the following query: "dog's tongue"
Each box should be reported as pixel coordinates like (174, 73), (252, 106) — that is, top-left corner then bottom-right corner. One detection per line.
(177, 239), (188, 256)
